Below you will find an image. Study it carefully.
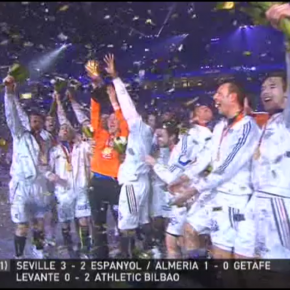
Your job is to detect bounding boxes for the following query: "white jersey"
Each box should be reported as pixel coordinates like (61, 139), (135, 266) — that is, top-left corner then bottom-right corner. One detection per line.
(251, 52), (290, 198)
(4, 91), (49, 184)
(46, 141), (91, 196)
(193, 115), (260, 196)
(151, 147), (171, 187)
(153, 125), (212, 185)
(70, 98), (90, 125)
(113, 77), (153, 184)
(9, 94), (52, 179)
(252, 113), (290, 198)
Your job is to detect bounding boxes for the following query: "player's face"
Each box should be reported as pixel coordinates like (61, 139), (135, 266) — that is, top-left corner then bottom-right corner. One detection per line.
(261, 77), (286, 113)
(157, 128), (170, 148)
(29, 115), (43, 132)
(196, 106), (213, 123)
(213, 84), (233, 116)
(101, 114), (109, 130)
(161, 112), (172, 122)
(45, 116), (56, 133)
(107, 113), (119, 134)
(59, 124), (72, 141)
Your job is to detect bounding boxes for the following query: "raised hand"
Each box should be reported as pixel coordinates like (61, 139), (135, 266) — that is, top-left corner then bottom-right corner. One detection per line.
(85, 60), (101, 80)
(106, 84), (118, 104)
(104, 54), (118, 78)
(266, 4), (290, 30)
(3, 75), (16, 93)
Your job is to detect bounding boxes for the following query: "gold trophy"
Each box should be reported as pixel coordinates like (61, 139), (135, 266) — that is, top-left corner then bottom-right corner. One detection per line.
(1, 63), (29, 89)
(0, 138), (6, 147)
(85, 59), (109, 104)
(85, 60), (101, 80)
(52, 76), (67, 93)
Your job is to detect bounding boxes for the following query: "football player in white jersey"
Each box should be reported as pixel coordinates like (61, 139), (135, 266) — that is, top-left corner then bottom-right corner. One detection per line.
(4, 76), (61, 259)
(147, 121), (177, 257)
(146, 118), (212, 258)
(104, 54), (154, 258)
(47, 93), (92, 258)
(236, 4), (290, 259)
(171, 82), (260, 259)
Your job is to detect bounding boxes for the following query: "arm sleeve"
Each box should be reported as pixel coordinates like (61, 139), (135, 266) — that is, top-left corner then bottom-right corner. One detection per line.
(112, 77), (141, 128)
(284, 51), (290, 130)
(56, 98), (72, 127)
(4, 91), (25, 138)
(153, 163), (185, 185)
(90, 98), (101, 132)
(115, 108), (129, 138)
(13, 94), (30, 131)
(71, 98), (90, 125)
(152, 135), (194, 185)
(194, 121), (259, 194)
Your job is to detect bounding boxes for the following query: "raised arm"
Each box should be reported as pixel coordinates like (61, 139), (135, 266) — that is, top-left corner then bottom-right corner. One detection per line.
(13, 94), (30, 131)
(4, 77), (25, 138)
(66, 90), (90, 126)
(104, 54), (141, 127)
(54, 91), (72, 127)
(107, 84), (129, 137)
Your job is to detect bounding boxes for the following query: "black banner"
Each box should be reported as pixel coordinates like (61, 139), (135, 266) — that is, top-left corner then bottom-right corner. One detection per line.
(0, 260), (289, 288)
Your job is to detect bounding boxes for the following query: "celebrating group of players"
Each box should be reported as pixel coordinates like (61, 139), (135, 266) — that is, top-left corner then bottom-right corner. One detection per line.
(4, 4), (290, 260)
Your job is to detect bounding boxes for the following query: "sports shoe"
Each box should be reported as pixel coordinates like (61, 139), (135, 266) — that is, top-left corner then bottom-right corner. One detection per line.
(14, 255), (25, 259)
(151, 246), (162, 259)
(31, 246), (47, 259)
(45, 238), (56, 247)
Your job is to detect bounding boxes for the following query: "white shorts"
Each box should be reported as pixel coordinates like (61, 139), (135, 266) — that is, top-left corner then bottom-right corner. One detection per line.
(187, 191), (251, 253)
(166, 205), (187, 236)
(118, 176), (150, 231)
(237, 192), (290, 259)
(10, 179), (51, 224)
(149, 183), (171, 218)
(56, 188), (91, 223)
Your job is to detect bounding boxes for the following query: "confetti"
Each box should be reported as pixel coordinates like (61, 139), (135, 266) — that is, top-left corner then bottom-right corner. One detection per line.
(145, 19), (155, 25)
(58, 5), (69, 12)
(243, 51), (252, 56)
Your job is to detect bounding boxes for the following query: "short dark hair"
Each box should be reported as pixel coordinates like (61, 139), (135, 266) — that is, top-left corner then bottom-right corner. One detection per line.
(28, 109), (44, 120)
(219, 80), (246, 107)
(262, 72), (287, 92)
(159, 120), (180, 138)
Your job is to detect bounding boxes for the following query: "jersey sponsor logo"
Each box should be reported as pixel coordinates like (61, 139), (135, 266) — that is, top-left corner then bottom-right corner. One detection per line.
(101, 147), (113, 159)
